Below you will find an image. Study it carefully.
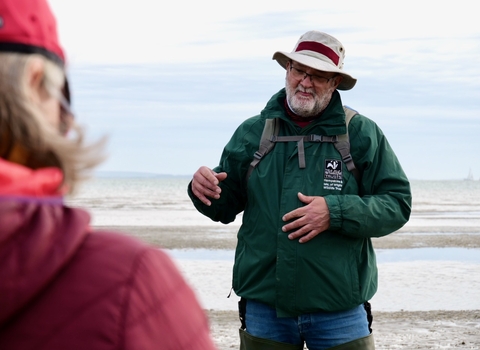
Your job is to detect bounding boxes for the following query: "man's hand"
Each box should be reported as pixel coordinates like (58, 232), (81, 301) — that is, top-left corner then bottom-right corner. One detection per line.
(191, 166), (228, 206)
(282, 192), (330, 243)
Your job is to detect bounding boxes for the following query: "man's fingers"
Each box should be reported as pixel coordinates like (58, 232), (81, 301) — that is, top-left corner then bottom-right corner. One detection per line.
(192, 178), (219, 200)
(192, 167), (228, 206)
(282, 213), (304, 232)
(193, 176), (221, 195)
(298, 231), (319, 243)
(282, 207), (303, 223)
(215, 172), (228, 182)
(297, 192), (314, 204)
(287, 225), (321, 243)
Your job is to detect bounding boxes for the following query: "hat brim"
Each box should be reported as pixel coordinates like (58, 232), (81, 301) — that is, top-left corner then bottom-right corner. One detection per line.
(272, 51), (357, 90)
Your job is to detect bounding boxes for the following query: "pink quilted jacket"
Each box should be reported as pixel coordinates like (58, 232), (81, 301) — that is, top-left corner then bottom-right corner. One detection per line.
(0, 159), (217, 349)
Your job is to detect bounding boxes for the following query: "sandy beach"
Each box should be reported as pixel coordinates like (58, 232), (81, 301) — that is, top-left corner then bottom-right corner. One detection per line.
(96, 224), (480, 349)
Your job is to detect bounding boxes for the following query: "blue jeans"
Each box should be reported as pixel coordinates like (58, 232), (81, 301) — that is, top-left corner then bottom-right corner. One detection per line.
(245, 299), (370, 350)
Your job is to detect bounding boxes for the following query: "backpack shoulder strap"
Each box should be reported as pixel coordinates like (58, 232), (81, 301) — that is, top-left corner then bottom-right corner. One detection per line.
(335, 105), (360, 184)
(246, 107), (361, 185)
(246, 118), (280, 181)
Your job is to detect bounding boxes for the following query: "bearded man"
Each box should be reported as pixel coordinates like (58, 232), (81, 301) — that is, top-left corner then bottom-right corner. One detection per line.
(188, 31), (411, 350)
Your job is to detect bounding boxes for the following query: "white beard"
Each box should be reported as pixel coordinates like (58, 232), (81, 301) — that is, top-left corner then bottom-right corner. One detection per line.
(286, 81), (335, 118)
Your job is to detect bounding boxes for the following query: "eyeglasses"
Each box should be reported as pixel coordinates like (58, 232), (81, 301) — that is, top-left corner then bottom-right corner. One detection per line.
(45, 79), (74, 136)
(57, 83), (74, 136)
(57, 88), (73, 120)
(289, 64), (334, 85)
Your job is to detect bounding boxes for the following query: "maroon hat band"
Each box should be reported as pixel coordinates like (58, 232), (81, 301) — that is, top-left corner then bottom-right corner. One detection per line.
(295, 41), (340, 66)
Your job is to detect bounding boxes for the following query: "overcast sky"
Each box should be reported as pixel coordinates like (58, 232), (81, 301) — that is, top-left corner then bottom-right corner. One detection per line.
(49, 0), (480, 180)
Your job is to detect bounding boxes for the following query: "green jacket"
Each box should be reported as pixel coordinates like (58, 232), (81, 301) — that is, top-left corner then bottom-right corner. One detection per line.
(188, 88), (412, 317)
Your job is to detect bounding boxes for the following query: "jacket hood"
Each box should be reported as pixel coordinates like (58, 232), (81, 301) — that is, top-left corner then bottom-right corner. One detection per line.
(262, 88), (347, 136)
(0, 160), (91, 325)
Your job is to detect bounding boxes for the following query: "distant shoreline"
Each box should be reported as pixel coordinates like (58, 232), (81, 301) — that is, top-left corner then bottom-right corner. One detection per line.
(94, 171), (191, 179)
(93, 171), (475, 181)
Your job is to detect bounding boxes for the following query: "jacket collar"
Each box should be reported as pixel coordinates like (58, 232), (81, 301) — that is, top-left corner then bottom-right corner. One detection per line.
(262, 88), (347, 136)
(0, 158), (65, 197)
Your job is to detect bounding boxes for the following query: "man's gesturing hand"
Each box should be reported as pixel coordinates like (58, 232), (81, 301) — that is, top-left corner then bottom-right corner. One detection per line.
(191, 166), (228, 206)
(282, 192), (330, 243)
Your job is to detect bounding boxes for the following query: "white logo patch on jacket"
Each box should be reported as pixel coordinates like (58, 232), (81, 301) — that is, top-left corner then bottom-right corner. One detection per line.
(324, 159), (343, 191)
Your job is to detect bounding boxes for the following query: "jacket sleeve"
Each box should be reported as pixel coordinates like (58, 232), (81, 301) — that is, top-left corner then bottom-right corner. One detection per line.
(122, 248), (217, 350)
(324, 115), (412, 238)
(187, 117), (261, 224)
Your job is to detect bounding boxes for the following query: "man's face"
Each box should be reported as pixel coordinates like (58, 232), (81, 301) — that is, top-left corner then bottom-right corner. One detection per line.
(285, 60), (342, 118)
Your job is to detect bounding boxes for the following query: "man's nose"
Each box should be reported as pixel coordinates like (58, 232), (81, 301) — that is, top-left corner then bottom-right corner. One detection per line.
(300, 74), (314, 87)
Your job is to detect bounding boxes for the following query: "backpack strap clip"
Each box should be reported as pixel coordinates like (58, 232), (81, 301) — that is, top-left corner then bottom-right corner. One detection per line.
(253, 151), (264, 160)
(308, 135), (338, 143)
(246, 105), (361, 185)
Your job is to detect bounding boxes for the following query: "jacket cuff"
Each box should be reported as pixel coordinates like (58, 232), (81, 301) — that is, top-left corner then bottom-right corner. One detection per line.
(324, 195), (342, 231)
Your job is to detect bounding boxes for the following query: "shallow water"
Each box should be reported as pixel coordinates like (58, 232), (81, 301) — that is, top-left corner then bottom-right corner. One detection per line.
(376, 247), (480, 263)
(168, 247), (480, 264)
(168, 247), (480, 312)
(67, 178), (480, 229)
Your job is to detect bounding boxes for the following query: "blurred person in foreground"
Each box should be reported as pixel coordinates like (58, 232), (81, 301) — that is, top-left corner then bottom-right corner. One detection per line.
(0, 1), (217, 349)
(188, 31), (411, 350)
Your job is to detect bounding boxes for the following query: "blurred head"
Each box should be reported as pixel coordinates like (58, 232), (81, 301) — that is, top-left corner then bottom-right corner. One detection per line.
(0, 0), (105, 194)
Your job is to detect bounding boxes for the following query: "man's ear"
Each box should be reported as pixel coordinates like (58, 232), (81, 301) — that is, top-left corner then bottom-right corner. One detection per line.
(285, 61), (291, 76)
(25, 57), (46, 104)
(333, 75), (343, 89)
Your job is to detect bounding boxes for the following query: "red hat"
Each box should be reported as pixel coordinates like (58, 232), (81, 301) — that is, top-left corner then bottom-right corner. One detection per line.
(0, 0), (65, 66)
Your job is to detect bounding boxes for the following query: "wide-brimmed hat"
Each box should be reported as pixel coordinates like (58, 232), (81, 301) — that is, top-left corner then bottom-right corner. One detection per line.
(0, 0), (65, 67)
(273, 31), (356, 90)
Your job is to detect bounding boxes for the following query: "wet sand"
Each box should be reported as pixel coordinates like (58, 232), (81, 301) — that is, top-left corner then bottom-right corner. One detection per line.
(97, 225), (480, 349)
(207, 309), (480, 349)
(97, 225), (480, 250)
